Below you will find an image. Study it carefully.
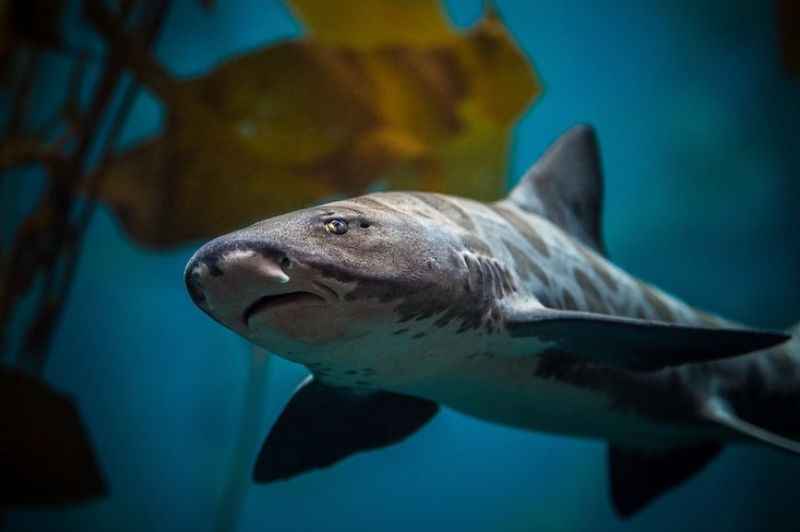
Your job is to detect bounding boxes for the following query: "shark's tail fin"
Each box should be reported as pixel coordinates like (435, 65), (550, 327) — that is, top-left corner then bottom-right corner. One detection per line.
(609, 323), (800, 519)
(697, 322), (800, 455)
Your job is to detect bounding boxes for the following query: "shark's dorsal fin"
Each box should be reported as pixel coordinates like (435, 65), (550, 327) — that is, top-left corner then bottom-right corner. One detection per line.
(608, 443), (722, 518)
(253, 376), (438, 482)
(509, 125), (605, 254)
(504, 307), (791, 371)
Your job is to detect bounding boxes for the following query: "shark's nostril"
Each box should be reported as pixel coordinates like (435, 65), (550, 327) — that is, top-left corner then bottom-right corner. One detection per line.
(280, 256), (292, 270)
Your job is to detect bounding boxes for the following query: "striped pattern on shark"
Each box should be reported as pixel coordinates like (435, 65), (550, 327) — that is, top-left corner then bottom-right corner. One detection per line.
(185, 125), (798, 518)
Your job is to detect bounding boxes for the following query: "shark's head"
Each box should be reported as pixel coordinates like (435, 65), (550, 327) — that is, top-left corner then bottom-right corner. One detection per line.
(184, 193), (486, 361)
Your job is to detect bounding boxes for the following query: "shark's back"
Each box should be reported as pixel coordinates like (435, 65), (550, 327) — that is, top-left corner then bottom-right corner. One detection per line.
(390, 126), (800, 517)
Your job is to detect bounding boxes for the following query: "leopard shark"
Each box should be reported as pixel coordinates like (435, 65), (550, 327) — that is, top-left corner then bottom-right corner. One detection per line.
(184, 125), (799, 518)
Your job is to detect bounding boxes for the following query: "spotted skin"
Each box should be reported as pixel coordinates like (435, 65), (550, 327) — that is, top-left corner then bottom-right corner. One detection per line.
(183, 126), (800, 518)
(186, 174), (800, 524)
(187, 188), (797, 444)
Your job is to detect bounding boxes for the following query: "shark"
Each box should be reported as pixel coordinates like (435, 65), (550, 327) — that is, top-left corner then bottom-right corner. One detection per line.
(184, 125), (800, 518)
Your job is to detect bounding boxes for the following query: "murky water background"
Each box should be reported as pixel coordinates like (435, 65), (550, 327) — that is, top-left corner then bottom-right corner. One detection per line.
(6, 1), (800, 530)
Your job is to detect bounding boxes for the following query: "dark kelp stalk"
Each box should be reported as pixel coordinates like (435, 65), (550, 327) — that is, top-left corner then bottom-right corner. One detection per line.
(1, 0), (171, 516)
(1, 0), (539, 528)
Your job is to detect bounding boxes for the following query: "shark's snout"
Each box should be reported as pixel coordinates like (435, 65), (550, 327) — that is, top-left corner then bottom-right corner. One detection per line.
(185, 237), (333, 333)
(185, 238), (295, 324)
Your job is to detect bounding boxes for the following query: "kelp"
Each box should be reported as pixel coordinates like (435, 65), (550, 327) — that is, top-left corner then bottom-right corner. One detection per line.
(778, 0), (800, 77)
(0, 365), (107, 508)
(92, 0), (540, 247)
(1, 0), (170, 516)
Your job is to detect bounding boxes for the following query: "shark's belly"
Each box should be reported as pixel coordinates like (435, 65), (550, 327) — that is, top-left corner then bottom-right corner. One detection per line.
(393, 354), (705, 448)
(305, 317), (711, 448)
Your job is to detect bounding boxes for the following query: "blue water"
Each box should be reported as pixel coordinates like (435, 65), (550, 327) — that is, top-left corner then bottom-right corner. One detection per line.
(6, 1), (800, 531)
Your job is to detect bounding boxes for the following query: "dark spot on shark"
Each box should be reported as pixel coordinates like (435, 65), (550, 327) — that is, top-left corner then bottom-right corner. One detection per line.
(456, 320), (474, 334)
(434, 313), (454, 327)
(412, 332), (426, 339)
(575, 269), (611, 314)
(563, 290), (579, 310)
(532, 350), (699, 423)
(346, 370), (359, 375)
(503, 239), (549, 287)
(491, 204), (550, 258)
(640, 282), (674, 322)
(393, 328), (410, 335)
(209, 264), (224, 277)
(528, 262), (549, 288)
(582, 249), (618, 291)
(353, 196), (406, 215)
(411, 193), (477, 231)
(414, 309), (438, 321)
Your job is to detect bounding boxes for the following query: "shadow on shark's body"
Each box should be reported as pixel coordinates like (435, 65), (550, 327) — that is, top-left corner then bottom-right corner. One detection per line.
(185, 125), (799, 518)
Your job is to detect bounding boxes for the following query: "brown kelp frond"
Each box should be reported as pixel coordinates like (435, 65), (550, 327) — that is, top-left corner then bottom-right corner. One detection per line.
(0, 365), (108, 507)
(90, 0), (541, 249)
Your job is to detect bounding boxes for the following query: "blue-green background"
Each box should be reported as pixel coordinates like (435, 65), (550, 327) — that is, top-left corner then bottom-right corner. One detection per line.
(5, 1), (800, 530)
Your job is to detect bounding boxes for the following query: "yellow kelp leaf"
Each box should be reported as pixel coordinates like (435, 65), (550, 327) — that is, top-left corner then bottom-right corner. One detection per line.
(97, 0), (540, 248)
(287, 0), (453, 49)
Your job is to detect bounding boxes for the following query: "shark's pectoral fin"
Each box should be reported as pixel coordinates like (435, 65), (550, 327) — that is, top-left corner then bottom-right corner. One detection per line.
(702, 397), (800, 454)
(505, 308), (790, 371)
(253, 376), (439, 483)
(608, 443), (722, 518)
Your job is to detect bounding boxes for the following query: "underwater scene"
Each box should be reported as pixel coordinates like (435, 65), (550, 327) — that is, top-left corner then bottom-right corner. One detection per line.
(2, 0), (800, 531)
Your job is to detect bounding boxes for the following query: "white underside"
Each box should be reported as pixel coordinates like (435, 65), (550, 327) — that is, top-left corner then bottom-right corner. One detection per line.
(298, 317), (712, 449)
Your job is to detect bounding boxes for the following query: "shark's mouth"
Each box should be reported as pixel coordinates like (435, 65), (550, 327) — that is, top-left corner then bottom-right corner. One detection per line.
(243, 291), (326, 325)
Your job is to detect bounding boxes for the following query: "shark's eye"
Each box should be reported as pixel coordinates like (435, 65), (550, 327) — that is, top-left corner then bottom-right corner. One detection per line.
(325, 219), (348, 235)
